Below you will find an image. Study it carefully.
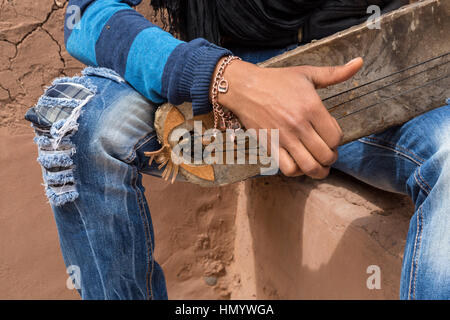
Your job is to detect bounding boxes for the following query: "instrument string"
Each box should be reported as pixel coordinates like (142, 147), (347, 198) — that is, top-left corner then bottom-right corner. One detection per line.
(327, 60), (450, 113)
(335, 74), (450, 120)
(322, 52), (450, 103)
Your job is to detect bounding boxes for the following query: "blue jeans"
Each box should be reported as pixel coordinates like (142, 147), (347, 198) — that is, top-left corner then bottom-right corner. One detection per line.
(25, 46), (450, 300)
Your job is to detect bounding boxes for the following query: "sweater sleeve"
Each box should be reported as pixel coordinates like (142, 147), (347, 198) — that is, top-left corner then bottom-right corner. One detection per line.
(64, 0), (231, 115)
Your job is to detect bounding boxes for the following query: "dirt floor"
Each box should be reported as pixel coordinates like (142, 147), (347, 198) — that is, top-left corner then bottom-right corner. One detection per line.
(0, 0), (414, 300)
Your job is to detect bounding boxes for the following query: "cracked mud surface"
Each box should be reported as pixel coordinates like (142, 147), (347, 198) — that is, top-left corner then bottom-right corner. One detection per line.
(0, 0), (84, 132)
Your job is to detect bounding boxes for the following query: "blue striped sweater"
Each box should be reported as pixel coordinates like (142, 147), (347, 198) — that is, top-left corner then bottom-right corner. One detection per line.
(64, 0), (232, 115)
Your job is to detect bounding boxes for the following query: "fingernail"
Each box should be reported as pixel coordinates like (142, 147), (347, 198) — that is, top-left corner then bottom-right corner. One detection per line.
(346, 57), (360, 66)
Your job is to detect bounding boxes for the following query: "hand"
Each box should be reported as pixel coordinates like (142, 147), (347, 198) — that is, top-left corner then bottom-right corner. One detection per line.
(213, 56), (363, 179)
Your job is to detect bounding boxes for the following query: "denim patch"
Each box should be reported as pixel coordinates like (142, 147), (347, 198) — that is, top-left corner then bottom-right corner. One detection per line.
(25, 80), (95, 206)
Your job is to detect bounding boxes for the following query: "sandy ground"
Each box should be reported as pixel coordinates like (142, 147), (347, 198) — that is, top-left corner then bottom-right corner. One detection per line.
(0, 0), (415, 300)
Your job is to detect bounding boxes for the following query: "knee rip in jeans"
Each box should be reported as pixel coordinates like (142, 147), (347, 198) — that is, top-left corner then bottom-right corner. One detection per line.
(24, 71), (105, 206)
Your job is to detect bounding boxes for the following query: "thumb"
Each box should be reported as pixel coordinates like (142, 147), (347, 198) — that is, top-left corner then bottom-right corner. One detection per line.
(303, 57), (364, 89)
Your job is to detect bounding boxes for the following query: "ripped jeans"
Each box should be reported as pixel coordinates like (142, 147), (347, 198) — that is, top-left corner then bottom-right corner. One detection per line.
(25, 67), (168, 299)
(26, 61), (450, 299)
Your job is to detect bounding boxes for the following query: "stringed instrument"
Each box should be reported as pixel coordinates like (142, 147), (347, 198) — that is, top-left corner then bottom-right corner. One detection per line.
(145, 0), (450, 187)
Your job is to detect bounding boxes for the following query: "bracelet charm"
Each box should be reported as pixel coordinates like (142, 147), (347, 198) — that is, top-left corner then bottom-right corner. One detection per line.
(211, 55), (242, 131)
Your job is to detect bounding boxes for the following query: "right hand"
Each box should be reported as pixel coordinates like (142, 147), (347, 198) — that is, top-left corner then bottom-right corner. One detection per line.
(213, 56), (364, 179)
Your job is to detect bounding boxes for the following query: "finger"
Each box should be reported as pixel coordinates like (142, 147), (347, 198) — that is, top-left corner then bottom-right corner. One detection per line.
(303, 57), (363, 89)
(284, 137), (330, 179)
(311, 114), (343, 150)
(279, 147), (303, 177)
(331, 116), (343, 141)
(296, 121), (339, 166)
(307, 95), (344, 149)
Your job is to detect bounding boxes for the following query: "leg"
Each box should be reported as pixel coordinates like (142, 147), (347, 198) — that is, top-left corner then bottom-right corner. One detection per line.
(333, 101), (450, 299)
(26, 67), (167, 299)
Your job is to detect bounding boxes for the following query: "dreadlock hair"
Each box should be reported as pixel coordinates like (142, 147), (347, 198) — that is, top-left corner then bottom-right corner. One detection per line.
(150, 0), (221, 44)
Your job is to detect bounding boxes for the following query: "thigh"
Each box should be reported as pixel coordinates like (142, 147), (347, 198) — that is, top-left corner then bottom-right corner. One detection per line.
(25, 67), (168, 299)
(332, 102), (450, 196)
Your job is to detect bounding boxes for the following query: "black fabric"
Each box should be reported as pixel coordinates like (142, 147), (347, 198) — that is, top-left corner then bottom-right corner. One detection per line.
(151, 0), (409, 48)
(217, 0), (324, 48)
(151, 0), (222, 44)
(302, 0), (409, 44)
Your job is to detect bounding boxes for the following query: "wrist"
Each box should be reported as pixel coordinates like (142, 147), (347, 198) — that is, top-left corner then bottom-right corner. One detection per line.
(209, 55), (248, 129)
(209, 57), (254, 112)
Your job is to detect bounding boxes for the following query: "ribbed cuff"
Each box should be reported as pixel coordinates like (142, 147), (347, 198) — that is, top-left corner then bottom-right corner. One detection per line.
(162, 38), (232, 115)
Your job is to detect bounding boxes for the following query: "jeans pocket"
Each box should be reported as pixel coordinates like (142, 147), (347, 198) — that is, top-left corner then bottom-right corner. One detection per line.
(25, 79), (96, 206)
